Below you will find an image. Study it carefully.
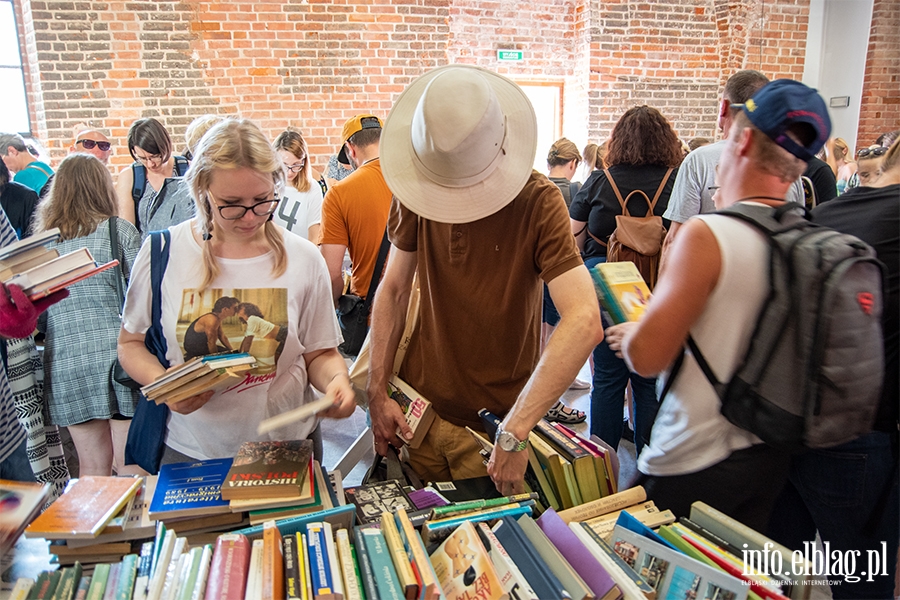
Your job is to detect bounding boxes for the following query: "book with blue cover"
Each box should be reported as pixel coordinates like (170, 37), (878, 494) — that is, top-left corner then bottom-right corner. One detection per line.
(148, 458), (233, 520)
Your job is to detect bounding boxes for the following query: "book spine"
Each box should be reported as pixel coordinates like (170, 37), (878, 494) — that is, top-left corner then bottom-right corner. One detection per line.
(100, 564), (120, 600)
(421, 502), (534, 545)
(37, 570), (62, 600)
(73, 577), (91, 600)
(284, 534), (301, 600)
(133, 541), (155, 600)
(12, 578), (36, 600)
(51, 564), (80, 600)
(261, 522), (284, 600)
(299, 534), (312, 600)
(394, 510), (439, 600)
(175, 549), (203, 600)
(321, 522), (344, 599)
(204, 533), (251, 600)
(351, 528), (380, 600)
(232, 505), (356, 541)
(27, 572), (50, 600)
(190, 545), (214, 600)
(357, 528), (403, 600)
(335, 529), (362, 600)
(245, 539), (265, 600)
(476, 522), (538, 600)
(305, 523), (334, 598)
(379, 513), (417, 600)
(115, 554), (138, 600)
(84, 564), (110, 600)
(557, 485), (647, 523)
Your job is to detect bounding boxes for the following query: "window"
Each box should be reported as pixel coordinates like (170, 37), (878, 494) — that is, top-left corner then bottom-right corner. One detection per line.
(0, 0), (30, 134)
(518, 82), (563, 172)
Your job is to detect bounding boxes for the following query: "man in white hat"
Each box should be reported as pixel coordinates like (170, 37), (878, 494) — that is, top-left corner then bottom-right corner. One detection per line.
(368, 64), (603, 494)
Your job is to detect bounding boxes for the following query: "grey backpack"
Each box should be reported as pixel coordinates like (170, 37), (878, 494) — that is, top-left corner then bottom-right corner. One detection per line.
(662, 202), (885, 451)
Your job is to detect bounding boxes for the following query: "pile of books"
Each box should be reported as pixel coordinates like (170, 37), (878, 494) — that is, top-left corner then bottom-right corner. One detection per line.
(478, 409), (619, 514)
(0, 227), (117, 300)
(140, 353), (256, 406)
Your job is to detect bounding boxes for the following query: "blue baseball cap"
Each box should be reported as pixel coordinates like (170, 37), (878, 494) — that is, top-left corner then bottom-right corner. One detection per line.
(731, 79), (831, 161)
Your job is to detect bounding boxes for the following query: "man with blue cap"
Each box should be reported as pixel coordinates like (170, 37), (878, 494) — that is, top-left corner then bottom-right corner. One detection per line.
(603, 79), (833, 531)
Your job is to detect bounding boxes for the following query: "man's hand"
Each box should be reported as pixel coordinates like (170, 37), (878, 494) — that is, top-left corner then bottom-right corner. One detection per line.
(486, 446), (529, 496)
(318, 373), (357, 419)
(605, 322), (638, 357)
(168, 390), (215, 415)
(368, 390), (413, 457)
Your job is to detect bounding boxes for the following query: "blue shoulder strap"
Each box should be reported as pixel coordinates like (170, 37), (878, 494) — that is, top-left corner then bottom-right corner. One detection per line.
(144, 230), (171, 367)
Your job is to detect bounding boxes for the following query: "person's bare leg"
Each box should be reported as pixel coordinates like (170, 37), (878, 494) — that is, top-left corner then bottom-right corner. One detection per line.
(110, 419), (147, 476)
(66, 420), (114, 476)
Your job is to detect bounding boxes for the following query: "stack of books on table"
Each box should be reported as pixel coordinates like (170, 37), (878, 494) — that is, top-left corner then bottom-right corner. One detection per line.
(10, 473), (817, 600)
(0, 227), (118, 300)
(478, 409), (620, 514)
(139, 353), (257, 406)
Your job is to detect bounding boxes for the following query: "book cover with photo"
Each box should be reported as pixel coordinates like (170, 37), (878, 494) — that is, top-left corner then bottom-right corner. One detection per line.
(176, 288), (289, 383)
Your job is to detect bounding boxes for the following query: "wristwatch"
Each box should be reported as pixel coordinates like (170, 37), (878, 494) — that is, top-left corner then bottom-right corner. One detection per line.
(495, 427), (528, 452)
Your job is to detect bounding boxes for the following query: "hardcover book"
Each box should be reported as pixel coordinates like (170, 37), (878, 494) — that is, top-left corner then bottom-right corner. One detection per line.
(149, 459), (233, 520)
(6, 247), (117, 301)
(430, 520), (508, 600)
(204, 533), (250, 600)
(0, 246), (58, 281)
(356, 526), (403, 600)
(305, 522), (342, 600)
(0, 228), (60, 263)
(221, 440), (313, 501)
(140, 353), (257, 404)
(344, 480), (414, 525)
(1, 479), (50, 555)
(387, 375), (436, 449)
(475, 522), (538, 600)
(25, 477), (142, 540)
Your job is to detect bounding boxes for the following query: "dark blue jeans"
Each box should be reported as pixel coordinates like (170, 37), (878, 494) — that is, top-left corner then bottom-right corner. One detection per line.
(767, 431), (899, 599)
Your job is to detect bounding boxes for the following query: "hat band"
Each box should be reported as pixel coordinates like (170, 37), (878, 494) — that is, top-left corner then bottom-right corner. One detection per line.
(410, 117), (509, 189)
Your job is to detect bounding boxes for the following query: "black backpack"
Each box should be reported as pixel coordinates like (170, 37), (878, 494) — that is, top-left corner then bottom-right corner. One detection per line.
(662, 202), (885, 451)
(131, 155), (190, 230)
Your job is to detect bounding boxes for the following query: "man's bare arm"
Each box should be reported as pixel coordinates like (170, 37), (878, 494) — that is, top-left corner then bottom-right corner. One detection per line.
(320, 243), (348, 305)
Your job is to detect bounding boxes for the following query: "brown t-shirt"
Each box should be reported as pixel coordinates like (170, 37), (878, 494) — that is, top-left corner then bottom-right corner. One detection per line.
(319, 159), (392, 298)
(389, 171), (583, 429)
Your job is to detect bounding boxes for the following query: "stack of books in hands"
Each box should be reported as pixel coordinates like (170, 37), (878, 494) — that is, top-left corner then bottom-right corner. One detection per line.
(140, 352), (256, 406)
(0, 227), (118, 300)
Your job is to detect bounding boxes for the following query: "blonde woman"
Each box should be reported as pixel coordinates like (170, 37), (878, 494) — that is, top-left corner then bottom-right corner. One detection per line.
(33, 154), (142, 476)
(827, 137), (857, 195)
(118, 119), (354, 466)
(272, 129), (324, 241)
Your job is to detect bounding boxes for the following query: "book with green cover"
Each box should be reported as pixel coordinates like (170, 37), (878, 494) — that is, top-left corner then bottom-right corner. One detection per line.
(84, 564), (110, 600)
(50, 563), (81, 600)
(356, 526), (403, 600)
(114, 554), (138, 600)
(535, 418), (601, 504)
(589, 261), (652, 323)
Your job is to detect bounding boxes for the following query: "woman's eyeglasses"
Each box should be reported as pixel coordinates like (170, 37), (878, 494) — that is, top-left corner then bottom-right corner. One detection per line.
(76, 139), (111, 151)
(284, 159), (306, 173)
(857, 147), (887, 159)
(209, 193), (281, 220)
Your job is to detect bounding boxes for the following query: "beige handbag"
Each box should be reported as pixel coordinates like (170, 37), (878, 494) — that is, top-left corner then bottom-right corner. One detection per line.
(348, 271), (420, 406)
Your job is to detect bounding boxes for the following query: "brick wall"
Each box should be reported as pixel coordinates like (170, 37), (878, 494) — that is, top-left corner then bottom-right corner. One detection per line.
(857, 0), (899, 147)
(14, 0), (830, 174)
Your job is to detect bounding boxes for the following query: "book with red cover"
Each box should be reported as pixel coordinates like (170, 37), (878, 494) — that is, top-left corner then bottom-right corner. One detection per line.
(536, 507), (622, 600)
(204, 533), (251, 600)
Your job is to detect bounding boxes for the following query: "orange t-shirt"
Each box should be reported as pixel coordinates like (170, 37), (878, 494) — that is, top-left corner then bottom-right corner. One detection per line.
(319, 159), (393, 298)
(390, 171), (583, 429)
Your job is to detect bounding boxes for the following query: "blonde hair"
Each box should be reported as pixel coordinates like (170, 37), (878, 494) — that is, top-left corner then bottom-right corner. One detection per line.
(34, 154), (117, 240)
(187, 119), (287, 292)
(833, 138), (853, 163)
(546, 138), (582, 168)
(273, 128), (312, 193)
(184, 114), (224, 157)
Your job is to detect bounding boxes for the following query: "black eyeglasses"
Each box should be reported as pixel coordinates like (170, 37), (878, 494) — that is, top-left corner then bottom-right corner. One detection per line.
(857, 147), (887, 159)
(76, 139), (111, 151)
(209, 193), (280, 220)
(284, 159), (305, 173)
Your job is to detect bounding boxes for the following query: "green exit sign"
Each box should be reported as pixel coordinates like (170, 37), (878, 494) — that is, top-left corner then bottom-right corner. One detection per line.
(497, 50), (524, 62)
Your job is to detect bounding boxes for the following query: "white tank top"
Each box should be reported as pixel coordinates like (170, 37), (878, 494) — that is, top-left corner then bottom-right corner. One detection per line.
(638, 207), (770, 476)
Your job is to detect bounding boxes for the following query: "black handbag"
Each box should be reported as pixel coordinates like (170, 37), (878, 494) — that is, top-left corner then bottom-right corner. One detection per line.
(336, 230), (390, 357)
(362, 446), (423, 490)
(108, 217), (141, 390)
(123, 230), (172, 474)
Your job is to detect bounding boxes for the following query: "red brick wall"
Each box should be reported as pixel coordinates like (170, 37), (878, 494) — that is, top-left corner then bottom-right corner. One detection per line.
(857, 0), (899, 147)
(16, 0), (823, 173)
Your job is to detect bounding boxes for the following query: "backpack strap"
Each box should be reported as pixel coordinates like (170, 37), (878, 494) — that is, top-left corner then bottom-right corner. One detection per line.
(173, 155), (190, 176)
(131, 163), (146, 231)
(363, 230), (391, 311)
(25, 163), (52, 178)
(602, 168), (627, 211)
(648, 168), (674, 213)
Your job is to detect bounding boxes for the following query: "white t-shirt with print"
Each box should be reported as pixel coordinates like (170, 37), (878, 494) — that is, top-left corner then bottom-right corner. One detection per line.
(271, 183), (323, 240)
(243, 315), (276, 339)
(122, 220), (341, 460)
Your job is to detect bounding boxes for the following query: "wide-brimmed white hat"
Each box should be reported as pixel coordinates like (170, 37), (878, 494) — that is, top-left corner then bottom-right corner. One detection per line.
(381, 64), (537, 224)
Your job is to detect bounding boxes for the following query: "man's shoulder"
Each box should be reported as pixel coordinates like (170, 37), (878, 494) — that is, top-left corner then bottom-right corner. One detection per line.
(681, 140), (724, 170)
(1, 180), (39, 201)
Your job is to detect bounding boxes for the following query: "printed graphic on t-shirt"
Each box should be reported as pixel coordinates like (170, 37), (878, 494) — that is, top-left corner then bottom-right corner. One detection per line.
(177, 288), (288, 390)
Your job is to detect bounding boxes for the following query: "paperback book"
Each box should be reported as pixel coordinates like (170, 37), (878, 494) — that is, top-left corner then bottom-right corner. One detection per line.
(221, 439), (313, 501)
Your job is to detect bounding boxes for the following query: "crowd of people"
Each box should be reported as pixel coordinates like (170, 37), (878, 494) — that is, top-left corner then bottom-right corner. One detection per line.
(0, 65), (897, 598)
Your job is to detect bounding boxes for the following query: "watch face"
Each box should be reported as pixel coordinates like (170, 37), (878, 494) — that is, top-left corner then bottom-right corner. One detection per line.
(497, 430), (524, 452)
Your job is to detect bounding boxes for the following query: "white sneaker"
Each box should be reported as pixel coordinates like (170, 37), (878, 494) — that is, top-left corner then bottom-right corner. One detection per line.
(569, 377), (591, 390)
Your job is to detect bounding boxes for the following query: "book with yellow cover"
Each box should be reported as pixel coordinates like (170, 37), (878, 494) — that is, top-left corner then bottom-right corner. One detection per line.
(430, 521), (508, 600)
(25, 477), (142, 540)
(589, 261), (652, 323)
